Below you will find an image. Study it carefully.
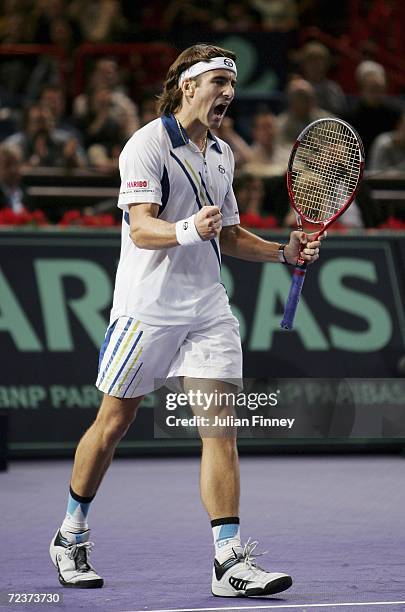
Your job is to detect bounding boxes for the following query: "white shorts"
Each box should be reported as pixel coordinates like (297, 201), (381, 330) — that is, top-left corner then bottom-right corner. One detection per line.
(96, 314), (243, 398)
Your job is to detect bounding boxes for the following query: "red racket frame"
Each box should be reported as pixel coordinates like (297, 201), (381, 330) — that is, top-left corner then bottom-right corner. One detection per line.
(286, 118), (365, 240)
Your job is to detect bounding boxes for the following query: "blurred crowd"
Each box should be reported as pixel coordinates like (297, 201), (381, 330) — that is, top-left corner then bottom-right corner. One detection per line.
(0, 0), (405, 228)
(0, 0), (350, 46)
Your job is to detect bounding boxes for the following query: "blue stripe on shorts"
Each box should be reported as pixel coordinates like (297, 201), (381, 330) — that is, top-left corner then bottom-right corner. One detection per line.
(123, 362), (144, 397)
(107, 330), (143, 395)
(98, 319), (118, 373)
(98, 317), (132, 386)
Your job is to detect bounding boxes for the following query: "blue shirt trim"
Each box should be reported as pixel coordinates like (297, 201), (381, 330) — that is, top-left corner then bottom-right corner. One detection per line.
(158, 164), (170, 217)
(161, 114), (187, 148)
(161, 114), (222, 153)
(169, 150), (221, 269)
(207, 131), (222, 154)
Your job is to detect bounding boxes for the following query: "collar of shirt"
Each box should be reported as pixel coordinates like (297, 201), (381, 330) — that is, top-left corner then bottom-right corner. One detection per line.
(161, 113), (222, 154)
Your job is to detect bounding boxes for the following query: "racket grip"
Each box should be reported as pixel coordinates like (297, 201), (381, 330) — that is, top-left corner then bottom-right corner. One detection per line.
(280, 264), (307, 330)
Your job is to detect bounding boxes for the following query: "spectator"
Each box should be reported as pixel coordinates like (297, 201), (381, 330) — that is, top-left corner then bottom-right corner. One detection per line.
(300, 0), (349, 36)
(233, 173), (278, 229)
(139, 95), (160, 127)
(218, 113), (291, 220)
(245, 111), (290, 176)
(348, 0), (405, 60)
(69, 0), (128, 43)
(212, 1), (261, 31)
(277, 78), (330, 146)
(0, 1), (32, 107)
(87, 57), (125, 92)
(5, 104), (87, 168)
(0, 0), (28, 43)
(0, 144), (29, 213)
(133, 2), (168, 38)
(25, 17), (79, 104)
(297, 41), (347, 116)
(75, 87), (124, 172)
(216, 112), (289, 175)
(0, 87), (19, 140)
(251, 0), (298, 31)
(31, 0), (81, 45)
(162, 1), (211, 35)
(283, 195), (366, 229)
(214, 116), (254, 168)
(346, 61), (401, 159)
(73, 58), (139, 139)
(39, 85), (80, 138)
(369, 112), (405, 172)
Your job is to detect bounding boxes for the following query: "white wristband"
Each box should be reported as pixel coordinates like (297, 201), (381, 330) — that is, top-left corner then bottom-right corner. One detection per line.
(175, 214), (203, 246)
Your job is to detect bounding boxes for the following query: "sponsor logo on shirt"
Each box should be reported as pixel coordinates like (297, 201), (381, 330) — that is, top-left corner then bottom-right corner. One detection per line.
(218, 165), (226, 174)
(126, 180), (149, 188)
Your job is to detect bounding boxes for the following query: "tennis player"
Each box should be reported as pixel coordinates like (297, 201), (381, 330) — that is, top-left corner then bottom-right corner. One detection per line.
(50, 44), (323, 596)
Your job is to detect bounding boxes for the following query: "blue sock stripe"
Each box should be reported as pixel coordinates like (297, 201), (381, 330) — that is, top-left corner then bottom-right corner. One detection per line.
(217, 523), (239, 541)
(67, 494), (91, 519)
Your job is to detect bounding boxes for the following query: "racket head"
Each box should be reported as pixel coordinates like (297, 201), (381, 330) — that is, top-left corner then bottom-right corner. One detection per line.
(286, 118), (365, 230)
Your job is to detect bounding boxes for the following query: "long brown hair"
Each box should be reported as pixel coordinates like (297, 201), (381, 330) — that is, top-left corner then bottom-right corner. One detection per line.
(157, 44), (236, 116)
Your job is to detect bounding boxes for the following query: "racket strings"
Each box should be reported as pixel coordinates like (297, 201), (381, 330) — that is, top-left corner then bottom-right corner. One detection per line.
(291, 120), (361, 222)
(293, 126), (359, 219)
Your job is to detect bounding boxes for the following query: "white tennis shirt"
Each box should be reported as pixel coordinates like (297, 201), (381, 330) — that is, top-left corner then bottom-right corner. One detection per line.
(110, 114), (240, 326)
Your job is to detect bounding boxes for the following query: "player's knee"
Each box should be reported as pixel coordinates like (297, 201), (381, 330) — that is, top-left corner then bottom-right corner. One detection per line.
(96, 407), (137, 444)
(102, 414), (134, 444)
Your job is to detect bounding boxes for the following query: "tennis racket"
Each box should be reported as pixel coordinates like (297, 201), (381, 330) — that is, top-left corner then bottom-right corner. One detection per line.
(280, 117), (365, 330)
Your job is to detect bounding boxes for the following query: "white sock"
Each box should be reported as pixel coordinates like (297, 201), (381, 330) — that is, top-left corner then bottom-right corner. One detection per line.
(211, 518), (242, 563)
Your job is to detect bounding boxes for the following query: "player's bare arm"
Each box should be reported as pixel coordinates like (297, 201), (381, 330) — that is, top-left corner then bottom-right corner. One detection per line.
(219, 224), (323, 265)
(129, 203), (222, 249)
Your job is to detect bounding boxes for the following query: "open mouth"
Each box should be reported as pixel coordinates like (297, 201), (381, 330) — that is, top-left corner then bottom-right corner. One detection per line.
(213, 103), (228, 118)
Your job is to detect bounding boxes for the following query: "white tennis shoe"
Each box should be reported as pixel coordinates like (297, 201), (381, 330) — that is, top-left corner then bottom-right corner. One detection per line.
(212, 539), (292, 597)
(49, 529), (103, 588)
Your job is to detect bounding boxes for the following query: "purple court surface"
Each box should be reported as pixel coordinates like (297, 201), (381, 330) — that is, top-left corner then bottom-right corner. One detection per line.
(1, 455), (405, 612)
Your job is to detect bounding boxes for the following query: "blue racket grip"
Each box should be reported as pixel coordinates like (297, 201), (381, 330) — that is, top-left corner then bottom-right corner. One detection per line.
(280, 264), (307, 330)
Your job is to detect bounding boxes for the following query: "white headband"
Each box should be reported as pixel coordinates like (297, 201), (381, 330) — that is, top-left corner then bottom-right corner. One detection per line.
(178, 57), (237, 87)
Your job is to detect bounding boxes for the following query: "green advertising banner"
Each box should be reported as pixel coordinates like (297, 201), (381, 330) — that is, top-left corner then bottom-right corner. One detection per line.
(0, 230), (404, 454)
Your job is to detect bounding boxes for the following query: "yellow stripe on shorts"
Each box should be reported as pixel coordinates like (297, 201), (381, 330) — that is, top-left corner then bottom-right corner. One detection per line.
(101, 319), (140, 391)
(115, 346), (144, 394)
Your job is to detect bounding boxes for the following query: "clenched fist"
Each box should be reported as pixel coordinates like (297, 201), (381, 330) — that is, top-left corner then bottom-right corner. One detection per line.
(195, 206), (222, 241)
